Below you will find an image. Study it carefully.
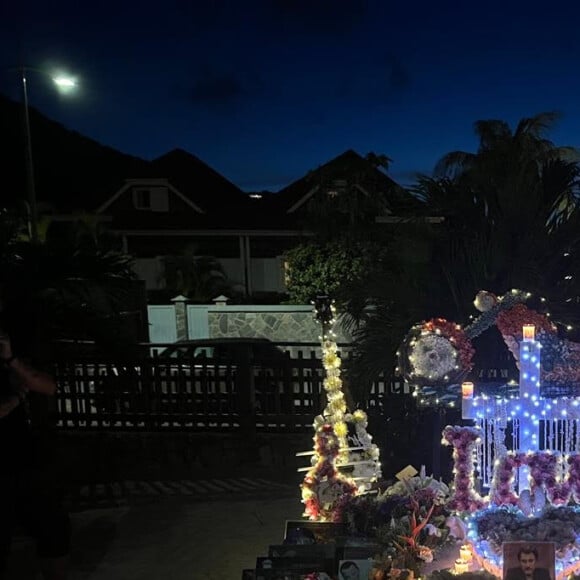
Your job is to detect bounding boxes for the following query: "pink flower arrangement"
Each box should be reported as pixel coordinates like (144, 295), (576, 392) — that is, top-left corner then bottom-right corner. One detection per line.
(526, 452), (571, 505)
(489, 453), (522, 506)
(442, 426), (486, 512)
(417, 545), (434, 563)
(488, 451), (580, 507)
(301, 424), (357, 521)
(568, 455), (580, 504)
(527, 452), (556, 489)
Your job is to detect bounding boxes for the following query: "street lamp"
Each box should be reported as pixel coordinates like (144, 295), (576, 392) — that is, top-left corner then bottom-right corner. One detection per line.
(52, 76), (77, 89)
(19, 67), (78, 242)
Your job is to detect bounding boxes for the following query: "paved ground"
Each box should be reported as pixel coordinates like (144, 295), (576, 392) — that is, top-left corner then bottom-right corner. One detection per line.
(66, 477), (296, 510)
(5, 481), (465, 580)
(5, 480), (303, 580)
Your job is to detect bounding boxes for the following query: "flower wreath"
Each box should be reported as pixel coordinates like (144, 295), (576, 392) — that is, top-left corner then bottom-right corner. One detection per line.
(424, 319), (475, 370)
(301, 424), (357, 522)
(398, 318), (475, 387)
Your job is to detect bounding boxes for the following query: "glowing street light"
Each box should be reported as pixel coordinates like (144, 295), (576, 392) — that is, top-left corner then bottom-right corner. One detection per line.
(52, 75), (77, 88)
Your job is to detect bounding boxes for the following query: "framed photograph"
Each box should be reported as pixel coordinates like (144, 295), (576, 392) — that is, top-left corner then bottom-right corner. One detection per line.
(284, 520), (346, 544)
(268, 543), (337, 575)
(338, 559), (373, 580)
(255, 557), (327, 579)
(256, 574), (325, 580)
(256, 557), (326, 572)
(341, 545), (381, 560)
(269, 544), (330, 559)
(502, 542), (555, 580)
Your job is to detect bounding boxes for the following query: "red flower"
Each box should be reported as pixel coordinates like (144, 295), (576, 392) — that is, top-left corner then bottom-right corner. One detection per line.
(496, 304), (556, 340)
(423, 318), (475, 370)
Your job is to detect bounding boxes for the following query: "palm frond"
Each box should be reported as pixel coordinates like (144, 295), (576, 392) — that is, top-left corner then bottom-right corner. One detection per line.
(473, 119), (512, 151)
(433, 151), (476, 178)
(542, 160), (580, 230)
(514, 111), (561, 140)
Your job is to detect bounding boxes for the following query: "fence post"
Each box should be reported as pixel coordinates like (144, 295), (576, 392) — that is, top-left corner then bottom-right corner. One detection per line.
(237, 344), (257, 446)
(171, 294), (189, 341)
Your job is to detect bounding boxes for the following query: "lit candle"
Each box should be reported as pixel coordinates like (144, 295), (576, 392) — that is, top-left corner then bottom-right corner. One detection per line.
(459, 545), (472, 563)
(461, 382), (474, 399)
(522, 324), (535, 341)
(454, 559), (469, 574)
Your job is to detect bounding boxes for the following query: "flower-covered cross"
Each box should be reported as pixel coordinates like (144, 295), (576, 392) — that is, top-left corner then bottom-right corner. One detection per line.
(462, 328), (580, 492)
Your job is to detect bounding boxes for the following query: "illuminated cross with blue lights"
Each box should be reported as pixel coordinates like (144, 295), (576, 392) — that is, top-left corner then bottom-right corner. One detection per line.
(462, 325), (580, 491)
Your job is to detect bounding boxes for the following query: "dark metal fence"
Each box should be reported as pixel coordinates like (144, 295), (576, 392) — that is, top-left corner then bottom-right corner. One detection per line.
(51, 344), (406, 433)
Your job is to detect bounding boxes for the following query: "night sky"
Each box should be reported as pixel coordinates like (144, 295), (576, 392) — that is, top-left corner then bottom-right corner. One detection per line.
(2, 1), (580, 191)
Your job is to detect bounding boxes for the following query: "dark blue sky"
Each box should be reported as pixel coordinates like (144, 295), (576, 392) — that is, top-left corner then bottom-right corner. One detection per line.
(2, 1), (580, 191)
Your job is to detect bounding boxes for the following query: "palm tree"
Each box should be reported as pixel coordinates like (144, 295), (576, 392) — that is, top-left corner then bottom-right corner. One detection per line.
(343, 113), (580, 404)
(161, 245), (232, 302)
(0, 209), (141, 355)
(415, 112), (580, 322)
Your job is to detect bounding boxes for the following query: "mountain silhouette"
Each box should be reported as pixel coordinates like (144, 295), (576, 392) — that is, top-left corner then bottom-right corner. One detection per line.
(0, 94), (247, 213)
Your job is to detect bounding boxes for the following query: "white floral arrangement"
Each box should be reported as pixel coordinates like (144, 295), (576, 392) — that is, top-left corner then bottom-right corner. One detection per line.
(408, 334), (458, 380)
(380, 467), (450, 506)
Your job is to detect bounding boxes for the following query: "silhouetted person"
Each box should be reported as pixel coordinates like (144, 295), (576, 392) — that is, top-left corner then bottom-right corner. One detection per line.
(0, 299), (70, 580)
(505, 547), (551, 580)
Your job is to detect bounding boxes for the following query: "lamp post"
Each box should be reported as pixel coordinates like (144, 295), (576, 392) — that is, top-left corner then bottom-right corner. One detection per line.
(21, 68), (37, 242)
(17, 66), (77, 242)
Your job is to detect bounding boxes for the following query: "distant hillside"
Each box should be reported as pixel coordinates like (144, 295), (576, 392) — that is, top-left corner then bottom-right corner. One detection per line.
(0, 93), (148, 211)
(0, 95), (250, 214)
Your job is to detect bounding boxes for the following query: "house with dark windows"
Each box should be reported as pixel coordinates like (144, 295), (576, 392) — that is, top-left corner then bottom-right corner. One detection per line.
(2, 94), (424, 301)
(94, 148), (420, 299)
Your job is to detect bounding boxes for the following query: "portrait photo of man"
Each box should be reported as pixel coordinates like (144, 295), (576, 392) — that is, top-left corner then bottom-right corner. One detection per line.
(503, 543), (555, 580)
(339, 560), (360, 580)
(338, 559), (372, 580)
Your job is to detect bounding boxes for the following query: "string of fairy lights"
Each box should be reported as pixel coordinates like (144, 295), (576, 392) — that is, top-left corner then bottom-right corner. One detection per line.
(298, 295), (381, 521)
(398, 288), (580, 407)
(311, 296), (349, 452)
(467, 289), (575, 334)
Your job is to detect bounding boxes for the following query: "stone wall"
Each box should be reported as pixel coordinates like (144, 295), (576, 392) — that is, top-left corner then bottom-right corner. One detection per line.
(149, 302), (355, 344)
(207, 310), (351, 343)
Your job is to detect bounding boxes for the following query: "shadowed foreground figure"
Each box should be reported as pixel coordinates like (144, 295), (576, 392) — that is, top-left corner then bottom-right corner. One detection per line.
(0, 298), (70, 580)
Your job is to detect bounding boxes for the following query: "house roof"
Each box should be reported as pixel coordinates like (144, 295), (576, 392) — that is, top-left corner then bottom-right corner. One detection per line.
(50, 146), (250, 217)
(273, 149), (423, 217)
(148, 148), (248, 211)
(1, 96), (425, 231)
